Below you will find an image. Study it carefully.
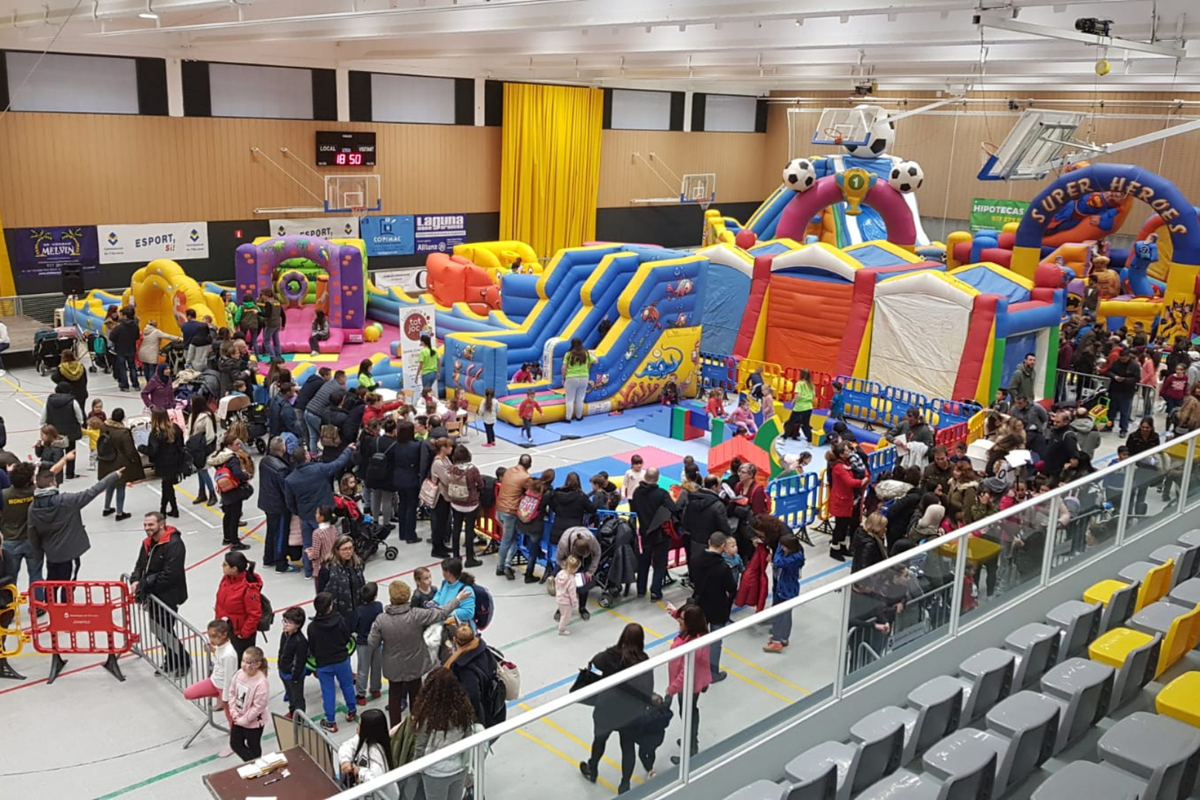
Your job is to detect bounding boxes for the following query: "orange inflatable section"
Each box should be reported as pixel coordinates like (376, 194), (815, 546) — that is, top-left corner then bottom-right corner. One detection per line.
(426, 252), (502, 314)
(764, 274), (854, 375)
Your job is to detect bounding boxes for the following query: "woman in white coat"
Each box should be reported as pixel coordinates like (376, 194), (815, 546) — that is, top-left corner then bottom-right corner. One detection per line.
(337, 708), (400, 800)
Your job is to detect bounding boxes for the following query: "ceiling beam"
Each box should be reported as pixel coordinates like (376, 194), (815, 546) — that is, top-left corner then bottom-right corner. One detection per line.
(976, 12), (1189, 58)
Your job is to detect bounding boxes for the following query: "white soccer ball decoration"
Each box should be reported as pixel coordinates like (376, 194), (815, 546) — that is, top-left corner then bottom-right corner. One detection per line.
(783, 158), (817, 192)
(889, 160), (924, 193)
(844, 104), (894, 158)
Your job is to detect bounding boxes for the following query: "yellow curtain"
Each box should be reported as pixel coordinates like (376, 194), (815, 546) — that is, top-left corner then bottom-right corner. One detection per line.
(500, 83), (603, 259)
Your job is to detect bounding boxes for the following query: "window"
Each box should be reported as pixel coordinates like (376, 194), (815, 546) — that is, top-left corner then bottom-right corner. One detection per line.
(6, 52), (139, 114)
(371, 74), (456, 124)
(704, 94), (758, 133)
(610, 89), (672, 131)
(209, 63), (314, 119)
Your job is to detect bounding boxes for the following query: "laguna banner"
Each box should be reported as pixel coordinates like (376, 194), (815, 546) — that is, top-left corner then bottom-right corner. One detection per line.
(269, 217), (360, 240)
(99, 221), (210, 264)
(11, 226), (99, 277)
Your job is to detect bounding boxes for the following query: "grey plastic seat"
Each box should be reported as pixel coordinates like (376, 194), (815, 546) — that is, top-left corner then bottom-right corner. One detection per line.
(783, 763), (838, 800)
(981, 691), (1060, 792)
(722, 780), (790, 800)
(858, 733), (998, 800)
(1038, 657), (1114, 754)
(785, 724), (903, 800)
(1030, 760), (1148, 800)
(1004, 623), (1060, 689)
(1149, 543), (1200, 586)
(1179, 529), (1200, 549)
(953, 648), (1014, 723)
(1106, 632), (1162, 710)
(850, 678), (961, 766)
(1169, 577), (1200, 608)
(1118, 560), (1163, 586)
(1100, 581), (1140, 633)
(1127, 599), (1195, 639)
(1045, 600), (1103, 661)
(1098, 711), (1200, 800)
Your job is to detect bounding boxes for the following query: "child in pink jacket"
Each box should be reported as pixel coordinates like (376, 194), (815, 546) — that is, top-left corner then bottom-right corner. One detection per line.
(665, 603), (712, 764)
(228, 645), (271, 761)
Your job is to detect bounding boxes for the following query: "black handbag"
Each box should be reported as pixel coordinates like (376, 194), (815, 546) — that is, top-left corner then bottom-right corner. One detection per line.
(570, 662), (603, 706)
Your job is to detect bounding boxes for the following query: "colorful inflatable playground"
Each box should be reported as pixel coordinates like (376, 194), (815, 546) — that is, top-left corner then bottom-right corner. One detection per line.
(61, 107), (1200, 477)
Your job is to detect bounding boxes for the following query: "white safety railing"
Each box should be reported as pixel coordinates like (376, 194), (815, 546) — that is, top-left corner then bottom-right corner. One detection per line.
(335, 425), (1200, 800)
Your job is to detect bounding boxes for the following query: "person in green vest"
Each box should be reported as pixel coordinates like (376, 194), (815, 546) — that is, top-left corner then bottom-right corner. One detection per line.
(783, 368), (815, 445)
(357, 358), (377, 392)
(562, 338), (596, 423)
(419, 335), (440, 395)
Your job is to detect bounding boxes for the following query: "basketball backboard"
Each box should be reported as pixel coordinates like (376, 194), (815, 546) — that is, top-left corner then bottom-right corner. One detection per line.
(978, 109), (1088, 181)
(680, 173), (717, 208)
(811, 108), (872, 147)
(324, 174), (382, 213)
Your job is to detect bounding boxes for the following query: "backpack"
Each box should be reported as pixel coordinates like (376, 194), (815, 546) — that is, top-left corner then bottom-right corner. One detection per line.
(257, 592), (274, 633)
(472, 583), (494, 631)
(365, 437), (395, 487)
(470, 657), (508, 728)
(517, 490), (543, 524)
(478, 475), (497, 509)
(96, 431), (117, 462)
(447, 472), (471, 503)
(214, 463), (242, 494)
(320, 424), (342, 449)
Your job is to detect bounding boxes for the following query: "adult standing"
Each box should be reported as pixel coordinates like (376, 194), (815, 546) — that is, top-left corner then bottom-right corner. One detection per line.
(267, 382), (303, 440)
(207, 432), (255, 551)
(851, 512), (889, 573)
(144, 408), (186, 519)
(295, 367), (331, 421)
(28, 464), (121, 584)
(1008, 353), (1037, 402)
(562, 338), (595, 423)
(50, 350), (88, 413)
(1009, 395), (1049, 456)
(306, 369), (346, 455)
(443, 623), (500, 729)
(681, 475), (732, 576)
(41, 382), (83, 481)
(419, 335), (440, 396)
(258, 436), (294, 573)
(364, 418), (398, 529)
(630, 468), (678, 601)
(549, 472), (596, 561)
(318, 535), (366, 623)
(494, 454), (532, 579)
(284, 445), (356, 577)
(186, 395), (219, 507)
(141, 364), (175, 411)
(369, 580), (466, 726)
(98, 408), (145, 521)
(1041, 410), (1081, 479)
(689, 532), (737, 683)
(129, 512), (190, 675)
(886, 407), (936, 450)
(427, 437), (455, 560)
(578, 623), (656, 794)
(446, 445), (485, 567)
(410, 667), (479, 800)
(214, 551), (263, 660)
(1107, 348), (1142, 438)
(1, 463), (42, 604)
(829, 442), (867, 562)
(1126, 417), (1162, 516)
(139, 320), (182, 382)
(179, 309), (204, 369)
(108, 307), (142, 392)
(386, 421), (426, 545)
(258, 288), (285, 362)
(783, 368), (815, 443)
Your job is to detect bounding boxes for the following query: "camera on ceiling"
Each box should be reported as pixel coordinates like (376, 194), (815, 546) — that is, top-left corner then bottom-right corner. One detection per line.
(1075, 18), (1113, 37)
(853, 80), (877, 96)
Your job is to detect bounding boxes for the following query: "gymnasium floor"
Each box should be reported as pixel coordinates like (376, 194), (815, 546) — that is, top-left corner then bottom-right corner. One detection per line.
(0, 365), (854, 800)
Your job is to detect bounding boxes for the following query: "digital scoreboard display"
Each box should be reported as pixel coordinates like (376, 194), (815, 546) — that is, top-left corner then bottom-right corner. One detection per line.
(316, 131), (376, 167)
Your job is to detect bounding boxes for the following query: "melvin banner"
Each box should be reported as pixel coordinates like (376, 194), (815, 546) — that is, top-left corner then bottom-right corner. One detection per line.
(12, 226), (99, 277)
(414, 213), (467, 254)
(99, 222), (210, 264)
(969, 199), (1030, 233)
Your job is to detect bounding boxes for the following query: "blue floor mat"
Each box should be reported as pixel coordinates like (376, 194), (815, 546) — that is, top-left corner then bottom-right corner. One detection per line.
(557, 456), (630, 483)
(545, 408), (656, 438)
(469, 419), (561, 447)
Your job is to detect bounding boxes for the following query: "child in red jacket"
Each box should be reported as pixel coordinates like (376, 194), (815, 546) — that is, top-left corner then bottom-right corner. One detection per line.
(518, 389), (542, 443)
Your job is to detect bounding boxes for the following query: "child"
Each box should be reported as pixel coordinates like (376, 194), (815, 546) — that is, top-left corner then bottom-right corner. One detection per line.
(87, 398), (106, 425)
(529, 361), (544, 381)
(621, 455), (645, 502)
(829, 380), (846, 423)
(722, 536), (745, 587)
(1162, 362), (1189, 421)
(726, 396), (758, 437)
(413, 415), (429, 441)
(705, 388), (726, 421)
(760, 384), (776, 419)
(308, 591), (357, 733)
(480, 387), (498, 447)
(34, 425), (66, 486)
(441, 398), (459, 427)
(304, 506), (339, 590)
(410, 566), (437, 609)
(554, 555), (582, 636)
(518, 388), (542, 443)
(661, 379), (680, 406)
(231, 379), (248, 398)
(277, 607), (309, 718)
(182, 620), (240, 757)
(513, 362), (532, 383)
(763, 534), (805, 653)
(228, 645), (270, 761)
(351, 582), (384, 704)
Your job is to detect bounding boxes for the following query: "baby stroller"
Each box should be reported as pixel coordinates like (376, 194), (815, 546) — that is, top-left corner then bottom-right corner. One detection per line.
(84, 330), (111, 373)
(336, 496), (398, 562)
(591, 512), (638, 608)
(160, 340), (187, 376)
(222, 396), (268, 454)
(33, 327), (81, 376)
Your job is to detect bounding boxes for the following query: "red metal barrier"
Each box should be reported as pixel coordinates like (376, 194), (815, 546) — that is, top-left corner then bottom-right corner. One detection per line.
(29, 580), (135, 684)
(935, 421), (970, 451)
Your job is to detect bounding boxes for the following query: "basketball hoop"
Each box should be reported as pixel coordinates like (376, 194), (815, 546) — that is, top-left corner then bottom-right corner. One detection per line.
(824, 127), (846, 145)
(350, 207), (366, 219)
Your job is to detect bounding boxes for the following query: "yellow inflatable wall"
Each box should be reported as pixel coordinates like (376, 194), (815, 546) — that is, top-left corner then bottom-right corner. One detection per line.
(124, 259), (227, 336)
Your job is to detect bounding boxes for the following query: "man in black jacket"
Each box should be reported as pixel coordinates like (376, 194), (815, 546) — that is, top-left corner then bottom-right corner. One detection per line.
(690, 532), (737, 683)
(682, 476), (732, 578)
(107, 307), (141, 392)
(629, 468), (678, 601)
(1106, 348), (1141, 437)
(258, 437), (294, 573)
(129, 512), (190, 675)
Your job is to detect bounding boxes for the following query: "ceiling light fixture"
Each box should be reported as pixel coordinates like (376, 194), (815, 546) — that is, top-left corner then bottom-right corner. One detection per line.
(138, 11), (158, 18)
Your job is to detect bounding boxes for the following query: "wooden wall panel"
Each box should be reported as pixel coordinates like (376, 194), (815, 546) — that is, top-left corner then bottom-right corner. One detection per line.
(598, 129), (766, 208)
(0, 114), (502, 226)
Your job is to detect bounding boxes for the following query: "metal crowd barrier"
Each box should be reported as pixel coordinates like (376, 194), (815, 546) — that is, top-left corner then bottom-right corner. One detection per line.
(1054, 368), (1157, 420)
(844, 581), (956, 675)
(121, 574), (227, 748)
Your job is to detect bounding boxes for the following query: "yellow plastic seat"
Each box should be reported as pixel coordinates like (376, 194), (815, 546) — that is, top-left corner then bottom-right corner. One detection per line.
(939, 537), (1002, 567)
(1157, 672), (1200, 728)
(1156, 605), (1200, 677)
(1084, 559), (1174, 614)
(1088, 627), (1157, 670)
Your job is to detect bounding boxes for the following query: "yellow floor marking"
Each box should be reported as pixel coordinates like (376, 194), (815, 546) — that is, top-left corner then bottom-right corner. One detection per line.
(518, 702), (643, 785)
(515, 729), (619, 793)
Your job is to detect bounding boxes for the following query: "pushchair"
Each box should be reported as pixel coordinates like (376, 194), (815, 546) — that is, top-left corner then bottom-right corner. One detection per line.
(222, 396), (268, 454)
(160, 340), (187, 376)
(337, 497), (398, 562)
(33, 327), (81, 376)
(84, 330), (111, 373)
(591, 512), (638, 608)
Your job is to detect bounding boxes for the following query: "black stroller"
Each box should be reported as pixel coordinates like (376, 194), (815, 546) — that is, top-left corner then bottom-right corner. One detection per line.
(341, 508), (398, 562)
(33, 328), (81, 376)
(84, 330), (111, 373)
(591, 512), (639, 608)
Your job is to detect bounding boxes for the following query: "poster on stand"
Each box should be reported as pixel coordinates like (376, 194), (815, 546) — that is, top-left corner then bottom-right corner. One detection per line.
(374, 268), (426, 294)
(969, 199), (1029, 233)
(11, 226), (99, 278)
(399, 304), (436, 393)
(360, 215), (416, 256)
(98, 222), (209, 264)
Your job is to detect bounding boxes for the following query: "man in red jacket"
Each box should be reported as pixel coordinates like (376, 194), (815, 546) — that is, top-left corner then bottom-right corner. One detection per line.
(130, 512), (189, 676)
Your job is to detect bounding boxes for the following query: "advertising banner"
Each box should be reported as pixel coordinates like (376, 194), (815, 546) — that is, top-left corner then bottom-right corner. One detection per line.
(11, 226), (99, 277)
(414, 213), (467, 254)
(268, 217), (360, 240)
(374, 268), (426, 294)
(360, 215), (416, 257)
(969, 198), (1030, 233)
(98, 222), (209, 264)
(399, 304), (436, 392)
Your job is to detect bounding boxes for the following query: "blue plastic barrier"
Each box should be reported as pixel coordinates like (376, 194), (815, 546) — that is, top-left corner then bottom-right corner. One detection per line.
(867, 446), (896, 478)
(837, 375), (884, 424)
(698, 350), (739, 395)
(928, 397), (982, 428)
(768, 472), (820, 532)
(881, 385), (931, 428)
